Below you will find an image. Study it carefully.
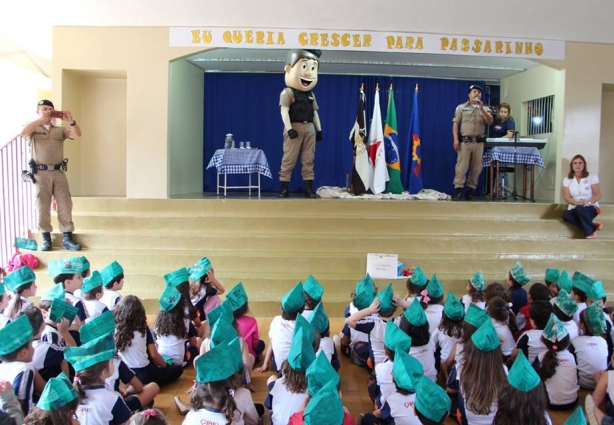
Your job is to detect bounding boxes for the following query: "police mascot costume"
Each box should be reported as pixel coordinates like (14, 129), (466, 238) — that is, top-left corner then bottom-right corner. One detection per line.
(278, 49), (323, 198)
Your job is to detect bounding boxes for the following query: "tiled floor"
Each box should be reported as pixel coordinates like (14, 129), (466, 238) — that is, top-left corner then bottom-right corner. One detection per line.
(151, 317), (583, 425)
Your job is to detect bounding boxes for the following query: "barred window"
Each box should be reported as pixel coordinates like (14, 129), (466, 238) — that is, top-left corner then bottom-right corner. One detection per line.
(526, 95), (554, 135)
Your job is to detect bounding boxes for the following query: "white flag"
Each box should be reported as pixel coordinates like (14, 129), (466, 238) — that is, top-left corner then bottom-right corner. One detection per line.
(368, 89), (389, 194)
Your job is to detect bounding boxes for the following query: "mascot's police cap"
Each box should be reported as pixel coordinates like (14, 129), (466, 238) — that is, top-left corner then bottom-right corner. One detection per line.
(38, 99), (54, 108)
(469, 84), (483, 94)
(285, 49), (322, 67)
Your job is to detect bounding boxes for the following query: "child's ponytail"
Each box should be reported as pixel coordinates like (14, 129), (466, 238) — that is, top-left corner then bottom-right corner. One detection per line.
(6, 285), (30, 319)
(539, 335), (570, 381)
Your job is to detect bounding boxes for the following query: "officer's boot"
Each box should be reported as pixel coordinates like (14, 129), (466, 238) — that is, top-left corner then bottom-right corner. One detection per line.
(304, 180), (317, 198)
(278, 181), (290, 198)
(62, 232), (81, 251)
(465, 187), (475, 201)
(452, 187), (463, 201)
(41, 232), (52, 251)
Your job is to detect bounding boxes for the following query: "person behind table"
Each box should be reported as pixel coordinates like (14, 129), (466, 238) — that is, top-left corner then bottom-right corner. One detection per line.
(80, 271), (109, 321)
(20, 99), (82, 252)
(302, 275), (324, 318)
(461, 271), (486, 312)
(3, 266), (37, 320)
(492, 351), (553, 425)
(562, 154), (602, 239)
(100, 260), (125, 310)
(491, 102), (515, 138)
(451, 84), (494, 201)
(23, 372), (80, 425)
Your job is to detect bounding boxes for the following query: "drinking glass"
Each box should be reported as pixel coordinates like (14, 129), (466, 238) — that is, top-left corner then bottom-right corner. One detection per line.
(239, 141), (245, 149)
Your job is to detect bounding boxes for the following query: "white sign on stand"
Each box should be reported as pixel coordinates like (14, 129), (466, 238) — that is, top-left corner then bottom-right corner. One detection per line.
(366, 253), (398, 279)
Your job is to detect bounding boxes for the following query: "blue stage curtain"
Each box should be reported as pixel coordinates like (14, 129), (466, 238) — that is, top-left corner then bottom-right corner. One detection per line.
(203, 73), (486, 194)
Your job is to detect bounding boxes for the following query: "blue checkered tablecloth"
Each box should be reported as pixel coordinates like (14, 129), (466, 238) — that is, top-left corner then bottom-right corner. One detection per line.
(206, 149), (272, 178)
(482, 146), (545, 168)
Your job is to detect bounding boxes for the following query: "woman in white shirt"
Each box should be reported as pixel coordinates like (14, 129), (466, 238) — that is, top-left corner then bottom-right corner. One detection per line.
(562, 154), (602, 239)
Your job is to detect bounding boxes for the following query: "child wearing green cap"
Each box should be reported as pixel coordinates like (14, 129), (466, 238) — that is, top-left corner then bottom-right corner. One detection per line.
(572, 304), (608, 390)
(554, 290), (581, 340)
(38, 286), (78, 350)
(100, 260), (125, 310)
(4, 266), (37, 320)
(512, 300), (552, 363)
(462, 271), (486, 313)
(188, 258), (225, 323)
(487, 297), (519, 360)
(78, 255), (91, 279)
(0, 282), (11, 329)
(537, 313), (579, 410)
(23, 372), (80, 425)
(404, 265), (428, 305)
(506, 261), (529, 315)
(423, 274), (445, 335)
(432, 291), (464, 382)
(545, 268), (561, 299)
(571, 271), (594, 325)
(81, 270), (110, 321)
(229, 283), (266, 361)
(399, 298), (437, 381)
(302, 274), (324, 318)
(49, 257), (88, 325)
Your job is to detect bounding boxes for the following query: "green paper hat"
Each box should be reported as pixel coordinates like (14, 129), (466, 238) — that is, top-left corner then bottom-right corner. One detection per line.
(415, 376), (451, 422)
(308, 302), (329, 335)
(164, 267), (189, 287)
(47, 257), (82, 278)
(15, 237), (38, 251)
(78, 256), (91, 273)
(564, 406), (587, 425)
(41, 283), (65, 302)
(558, 270), (573, 293)
(294, 313), (316, 346)
(37, 372), (79, 411)
(426, 274), (444, 298)
(281, 281), (304, 314)
(393, 350), (422, 392)
(465, 303), (489, 328)
(410, 265), (427, 287)
(80, 310), (115, 344)
(542, 313), (569, 343)
(304, 274), (324, 302)
(587, 302), (607, 335)
(100, 261), (124, 286)
(572, 271), (594, 294)
(510, 261), (530, 286)
(588, 281), (606, 300)
(470, 271), (485, 291)
(195, 340), (237, 383)
(507, 351), (540, 392)
(207, 301), (234, 328)
(226, 282), (248, 312)
(49, 298), (79, 323)
(0, 282), (4, 297)
(64, 333), (114, 372)
(81, 270), (103, 293)
(554, 289), (578, 317)
(228, 337), (244, 373)
(384, 320), (412, 353)
(210, 316), (238, 348)
(353, 274), (376, 310)
(404, 297), (427, 326)
(471, 319), (500, 352)
(287, 327), (316, 372)
(0, 315), (33, 356)
(444, 291), (465, 321)
(159, 284), (182, 312)
(376, 283), (395, 312)
(306, 351), (339, 396)
(303, 381), (344, 425)
(189, 257), (212, 281)
(545, 268), (560, 283)
(3, 266), (36, 292)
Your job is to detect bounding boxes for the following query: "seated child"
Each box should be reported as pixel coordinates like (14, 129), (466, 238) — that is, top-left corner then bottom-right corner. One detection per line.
(399, 298), (437, 381)
(571, 303), (608, 390)
(414, 376), (452, 425)
(506, 261), (530, 315)
(188, 257), (225, 322)
(571, 271), (594, 325)
(339, 275), (376, 365)
(23, 372), (80, 425)
(78, 255), (91, 279)
(48, 257), (88, 325)
(129, 409), (169, 425)
(38, 285), (78, 349)
(518, 282), (551, 332)
(308, 302), (338, 370)
(431, 291), (464, 382)
(488, 296), (519, 359)
(3, 266), (37, 319)
(164, 267), (202, 335)
(405, 265), (428, 304)
(513, 300), (553, 363)
(545, 268), (561, 299)
(226, 283), (265, 360)
(100, 260), (125, 310)
(423, 274), (444, 335)
(81, 271), (109, 321)
(302, 274), (324, 319)
(0, 282), (12, 329)
(462, 271), (486, 312)
(553, 289), (581, 340)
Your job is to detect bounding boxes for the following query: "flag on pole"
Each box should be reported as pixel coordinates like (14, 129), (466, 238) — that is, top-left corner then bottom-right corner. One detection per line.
(368, 86), (389, 195)
(409, 84), (423, 194)
(384, 85), (403, 194)
(349, 86), (369, 195)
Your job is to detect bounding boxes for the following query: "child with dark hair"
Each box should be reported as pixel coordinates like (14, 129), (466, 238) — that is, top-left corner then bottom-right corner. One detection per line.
(256, 282), (304, 373)
(537, 314), (579, 410)
(100, 260), (124, 310)
(129, 409), (169, 425)
(48, 257), (87, 324)
(80, 271), (109, 321)
(308, 303), (338, 370)
(404, 265), (428, 304)
(3, 267), (37, 320)
(0, 283), (11, 329)
(462, 271), (486, 312)
(513, 300), (553, 363)
(423, 274), (444, 335)
(414, 376), (451, 425)
(165, 267), (202, 336)
(554, 289), (581, 340)
(587, 280), (614, 360)
(484, 282), (509, 305)
(188, 257), (225, 323)
(518, 282), (551, 332)
(38, 285), (78, 349)
(571, 271), (593, 325)
(399, 298), (436, 381)
(506, 261), (530, 314)
(571, 303), (608, 390)
(432, 291), (464, 382)
(227, 283), (265, 360)
(24, 373), (80, 425)
(302, 275), (324, 317)
(488, 296), (518, 359)
(78, 256), (91, 279)
(493, 351), (552, 425)
(544, 268), (561, 299)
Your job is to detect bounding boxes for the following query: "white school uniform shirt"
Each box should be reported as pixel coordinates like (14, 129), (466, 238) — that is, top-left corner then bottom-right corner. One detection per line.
(155, 333), (187, 366)
(571, 335), (608, 390)
(492, 319), (516, 356)
(101, 289), (122, 310)
(516, 329), (547, 363)
(537, 349), (579, 406)
(76, 386), (132, 425)
(270, 377), (309, 425)
(83, 299), (108, 322)
(461, 294), (486, 312)
(375, 359), (395, 405)
(563, 174), (600, 209)
(0, 361), (35, 413)
(563, 319), (581, 341)
(269, 316), (295, 369)
(431, 328), (461, 364)
(409, 339), (437, 381)
(381, 392), (421, 425)
(347, 302), (371, 349)
(573, 302), (587, 326)
(31, 339), (64, 373)
(354, 316), (389, 366)
(184, 407), (245, 425)
(316, 336), (335, 363)
(41, 323), (66, 349)
(118, 327), (154, 369)
(65, 291), (88, 322)
(0, 313), (11, 329)
(461, 365), (508, 425)
(425, 304), (444, 335)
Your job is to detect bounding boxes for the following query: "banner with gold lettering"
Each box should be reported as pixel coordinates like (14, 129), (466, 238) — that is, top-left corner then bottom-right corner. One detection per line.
(169, 27), (565, 60)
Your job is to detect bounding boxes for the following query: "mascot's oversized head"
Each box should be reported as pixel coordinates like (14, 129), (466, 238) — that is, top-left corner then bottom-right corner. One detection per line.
(284, 49), (322, 92)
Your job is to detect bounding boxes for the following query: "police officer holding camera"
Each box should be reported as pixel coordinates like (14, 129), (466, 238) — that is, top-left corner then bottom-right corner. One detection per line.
(452, 85), (493, 201)
(20, 100), (82, 251)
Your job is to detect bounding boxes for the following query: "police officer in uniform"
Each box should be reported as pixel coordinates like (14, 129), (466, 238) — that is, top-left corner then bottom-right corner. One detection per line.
(20, 100), (82, 251)
(452, 85), (493, 201)
(278, 49), (323, 198)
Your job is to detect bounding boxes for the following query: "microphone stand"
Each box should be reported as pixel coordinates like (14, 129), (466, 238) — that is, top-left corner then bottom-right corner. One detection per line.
(501, 131), (530, 202)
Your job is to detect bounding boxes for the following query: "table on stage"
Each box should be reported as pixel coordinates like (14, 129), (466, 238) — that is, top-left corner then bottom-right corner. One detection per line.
(206, 148), (272, 197)
(482, 146), (546, 202)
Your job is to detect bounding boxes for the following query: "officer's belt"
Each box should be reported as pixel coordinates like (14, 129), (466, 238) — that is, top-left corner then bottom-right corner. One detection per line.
(461, 136), (486, 143)
(34, 163), (63, 171)
(291, 120), (313, 124)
